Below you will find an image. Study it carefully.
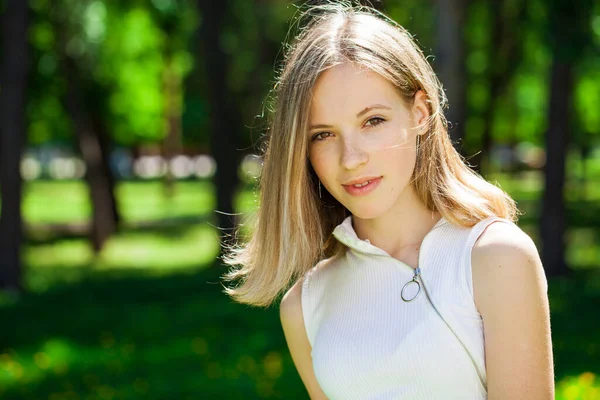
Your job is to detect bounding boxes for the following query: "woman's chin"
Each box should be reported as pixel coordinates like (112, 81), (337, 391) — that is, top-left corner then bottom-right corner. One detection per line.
(346, 205), (386, 221)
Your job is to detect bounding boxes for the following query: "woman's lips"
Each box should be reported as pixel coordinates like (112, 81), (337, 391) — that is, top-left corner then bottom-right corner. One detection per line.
(342, 177), (382, 196)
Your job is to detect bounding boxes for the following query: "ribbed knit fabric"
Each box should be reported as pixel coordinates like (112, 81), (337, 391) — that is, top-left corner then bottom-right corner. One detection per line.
(302, 215), (514, 399)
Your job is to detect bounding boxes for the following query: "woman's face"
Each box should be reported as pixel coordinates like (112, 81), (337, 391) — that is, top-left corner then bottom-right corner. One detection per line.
(307, 63), (428, 220)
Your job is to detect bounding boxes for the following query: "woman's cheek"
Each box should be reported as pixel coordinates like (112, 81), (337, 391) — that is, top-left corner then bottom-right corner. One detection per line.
(309, 147), (335, 178)
(363, 127), (410, 153)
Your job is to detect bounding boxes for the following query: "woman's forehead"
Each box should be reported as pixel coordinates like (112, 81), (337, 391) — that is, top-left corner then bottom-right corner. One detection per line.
(309, 64), (401, 120)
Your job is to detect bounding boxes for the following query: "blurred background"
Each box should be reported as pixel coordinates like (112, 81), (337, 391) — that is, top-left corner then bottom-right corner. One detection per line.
(0, 0), (599, 398)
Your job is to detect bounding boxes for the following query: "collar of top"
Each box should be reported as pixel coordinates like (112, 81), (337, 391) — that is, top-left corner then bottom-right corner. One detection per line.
(332, 215), (448, 256)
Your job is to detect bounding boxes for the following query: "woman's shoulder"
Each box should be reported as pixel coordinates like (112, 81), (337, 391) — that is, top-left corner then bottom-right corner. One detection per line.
(471, 218), (533, 257)
(470, 218), (538, 273)
(448, 215), (521, 246)
(471, 219), (547, 305)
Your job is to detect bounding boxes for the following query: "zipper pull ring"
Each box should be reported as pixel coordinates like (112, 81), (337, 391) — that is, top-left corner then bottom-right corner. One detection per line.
(401, 267), (422, 302)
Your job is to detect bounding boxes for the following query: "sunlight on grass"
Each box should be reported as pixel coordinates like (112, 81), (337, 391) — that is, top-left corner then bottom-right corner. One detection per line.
(22, 180), (216, 224)
(98, 225), (219, 270)
(23, 240), (93, 269)
(23, 224), (220, 292)
(556, 372), (599, 400)
(235, 186), (258, 214)
(22, 181), (90, 223)
(117, 180), (215, 221)
(25, 225), (219, 272)
(487, 170), (544, 201)
(0, 339), (75, 391)
(567, 229), (600, 269)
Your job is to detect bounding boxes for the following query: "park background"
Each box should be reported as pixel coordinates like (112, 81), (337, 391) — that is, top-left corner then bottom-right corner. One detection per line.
(0, 0), (599, 398)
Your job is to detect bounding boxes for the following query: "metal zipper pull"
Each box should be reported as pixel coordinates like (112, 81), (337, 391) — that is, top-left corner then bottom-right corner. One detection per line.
(401, 267), (422, 302)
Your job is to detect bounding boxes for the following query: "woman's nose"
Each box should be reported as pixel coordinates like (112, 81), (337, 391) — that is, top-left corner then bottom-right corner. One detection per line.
(340, 138), (368, 170)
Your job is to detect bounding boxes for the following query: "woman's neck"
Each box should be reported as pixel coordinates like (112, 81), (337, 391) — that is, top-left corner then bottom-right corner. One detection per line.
(351, 186), (441, 260)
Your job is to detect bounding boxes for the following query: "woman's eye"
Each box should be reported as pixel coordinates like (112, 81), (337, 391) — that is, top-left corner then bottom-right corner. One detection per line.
(365, 117), (385, 127)
(311, 132), (332, 141)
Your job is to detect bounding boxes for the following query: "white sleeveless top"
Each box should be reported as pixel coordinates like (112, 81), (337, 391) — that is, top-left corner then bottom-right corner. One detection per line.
(301, 215), (513, 399)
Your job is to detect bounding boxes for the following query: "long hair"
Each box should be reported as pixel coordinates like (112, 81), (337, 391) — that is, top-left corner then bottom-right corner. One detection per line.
(222, 2), (518, 307)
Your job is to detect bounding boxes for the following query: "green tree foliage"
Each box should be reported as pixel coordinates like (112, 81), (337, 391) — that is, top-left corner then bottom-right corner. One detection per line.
(98, 4), (168, 144)
(20, 0), (600, 153)
(28, 0), (70, 146)
(574, 2), (600, 139)
(27, 0), (198, 147)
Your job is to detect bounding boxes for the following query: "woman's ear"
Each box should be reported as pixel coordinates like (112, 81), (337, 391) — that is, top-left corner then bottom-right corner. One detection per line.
(412, 90), (430, 130)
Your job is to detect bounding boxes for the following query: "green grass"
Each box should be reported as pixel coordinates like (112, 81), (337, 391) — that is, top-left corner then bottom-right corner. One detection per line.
(23, 224), (221, 293)
(0, 264), (599, 399)
(22, 180), (217, 224)
(556, 372), (600, 400)
(21, 179), (258, 224)
(0, 265), (302, 399)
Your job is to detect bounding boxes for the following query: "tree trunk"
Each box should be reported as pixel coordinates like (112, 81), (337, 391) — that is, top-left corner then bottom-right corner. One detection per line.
(92, 114), (121, 226)
(541, 60), (572, 277)
(62, 57), (117, 252)
(436, 0), (467, 151)
(198, 0), (241, 251)
(539, 0), (593, 276)
(161, 50), (183, 199)
(0, 0), (29, 293)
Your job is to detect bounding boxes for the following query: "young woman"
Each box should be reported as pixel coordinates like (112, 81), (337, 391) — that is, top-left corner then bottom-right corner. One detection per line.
(223, 3), (554, 399)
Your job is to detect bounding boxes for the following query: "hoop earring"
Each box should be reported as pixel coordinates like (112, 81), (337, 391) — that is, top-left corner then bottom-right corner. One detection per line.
(318, 181), (322, 199)
(416, 134), (421, 158)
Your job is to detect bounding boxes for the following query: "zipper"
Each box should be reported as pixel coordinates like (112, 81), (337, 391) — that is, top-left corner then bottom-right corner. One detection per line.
(418, 268), (488, 393)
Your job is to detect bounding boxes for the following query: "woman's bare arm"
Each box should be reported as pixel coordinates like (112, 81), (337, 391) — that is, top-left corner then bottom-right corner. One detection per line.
(280, 279), (329, 400)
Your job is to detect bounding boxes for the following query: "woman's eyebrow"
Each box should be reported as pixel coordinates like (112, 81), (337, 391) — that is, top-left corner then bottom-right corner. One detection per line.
(308, 104), (392, 131)
(356, 104), (392, 118)
(308, 123), (333, 131)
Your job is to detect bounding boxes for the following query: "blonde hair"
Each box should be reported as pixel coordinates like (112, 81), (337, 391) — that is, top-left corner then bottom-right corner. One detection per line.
(222, 2), (518, 307)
